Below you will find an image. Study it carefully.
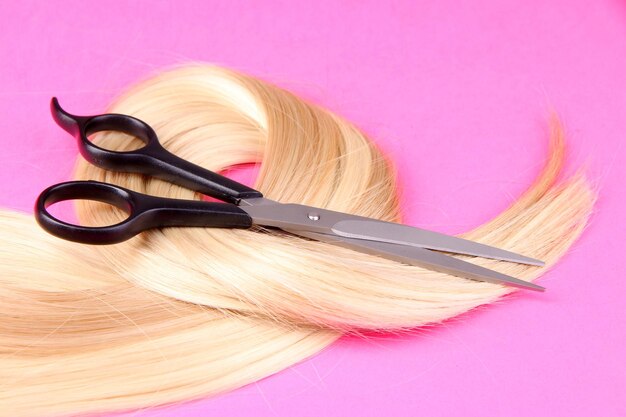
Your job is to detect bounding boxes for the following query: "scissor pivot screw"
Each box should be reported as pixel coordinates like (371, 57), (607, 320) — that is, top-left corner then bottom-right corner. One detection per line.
(307, 213), (320, 221)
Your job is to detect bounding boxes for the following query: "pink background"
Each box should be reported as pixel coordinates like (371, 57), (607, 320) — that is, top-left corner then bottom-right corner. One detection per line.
(1, 1), (625, 416)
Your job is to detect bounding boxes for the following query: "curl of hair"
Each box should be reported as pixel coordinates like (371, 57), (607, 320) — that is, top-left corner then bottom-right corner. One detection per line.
(0, 65), (594, 416)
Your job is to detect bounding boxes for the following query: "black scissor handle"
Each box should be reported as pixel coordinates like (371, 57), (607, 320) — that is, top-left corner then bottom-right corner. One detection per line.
(51, 98), (263, 205)
(35, 181), (254, 244)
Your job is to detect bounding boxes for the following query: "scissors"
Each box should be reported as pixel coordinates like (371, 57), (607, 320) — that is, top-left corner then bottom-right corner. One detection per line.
(35, 98), (545, 291)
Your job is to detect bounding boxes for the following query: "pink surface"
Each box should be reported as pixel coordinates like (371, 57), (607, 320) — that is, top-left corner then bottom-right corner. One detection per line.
(1, 1), (625, 416)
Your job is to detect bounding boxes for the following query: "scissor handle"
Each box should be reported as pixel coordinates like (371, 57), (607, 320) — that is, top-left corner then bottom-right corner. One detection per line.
(51, 98), (263, 205)
(35, 181), (254, 244)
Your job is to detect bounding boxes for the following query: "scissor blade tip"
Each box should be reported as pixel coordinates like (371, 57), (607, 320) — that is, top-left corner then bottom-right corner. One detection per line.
(507, 256), (545, 267)
(521, 282), (545, 292)
(525, 258), (546, 267)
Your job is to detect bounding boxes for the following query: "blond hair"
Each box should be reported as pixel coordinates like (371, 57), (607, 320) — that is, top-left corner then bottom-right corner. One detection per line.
(0, 65), (594, 416)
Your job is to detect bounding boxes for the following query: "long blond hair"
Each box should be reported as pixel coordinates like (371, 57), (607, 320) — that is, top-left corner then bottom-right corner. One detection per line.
(0, 65), (594, 416)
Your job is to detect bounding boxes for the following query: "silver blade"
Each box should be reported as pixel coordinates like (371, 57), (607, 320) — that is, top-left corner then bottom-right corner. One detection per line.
(331, 220), (544, 266)
(291, 230), (544, 291)
(241, 198), (544, 267)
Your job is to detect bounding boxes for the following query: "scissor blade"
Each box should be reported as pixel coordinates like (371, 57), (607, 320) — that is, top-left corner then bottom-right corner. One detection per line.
(331, 220), (544, 266)
(241, 199), (543, 266)
(292, 230), (544, 291)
